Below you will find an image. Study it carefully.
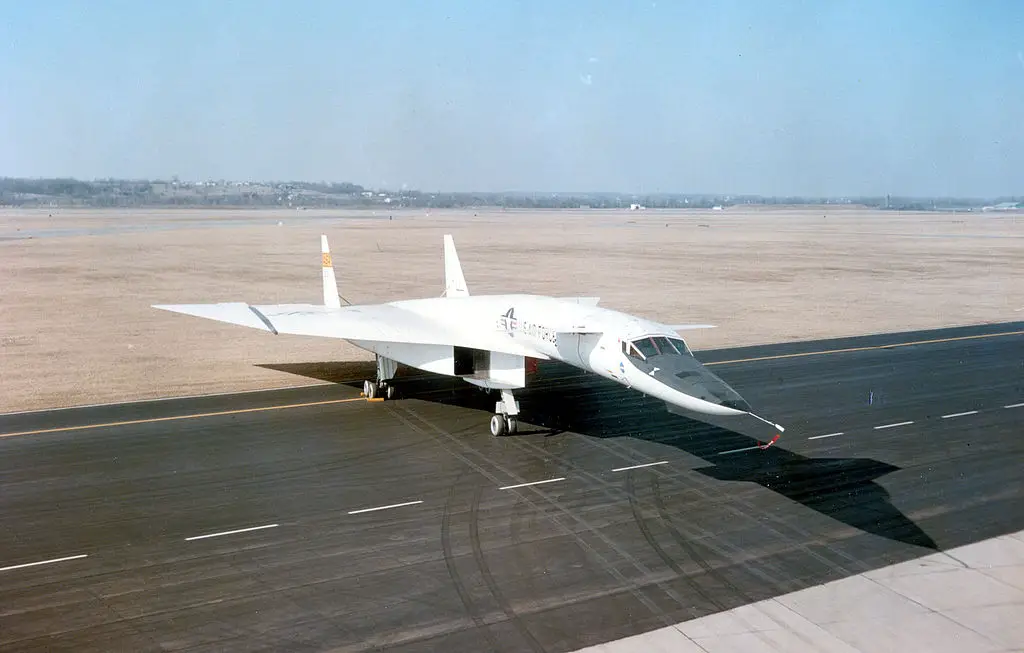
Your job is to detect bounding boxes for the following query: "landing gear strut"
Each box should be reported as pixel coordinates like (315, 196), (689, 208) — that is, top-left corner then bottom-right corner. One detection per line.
(490, 389), (519, 436)
(363, 356), (398, 401)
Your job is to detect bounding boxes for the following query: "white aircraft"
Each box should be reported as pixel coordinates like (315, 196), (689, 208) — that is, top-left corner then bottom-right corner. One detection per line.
(154, 234), (784, 443)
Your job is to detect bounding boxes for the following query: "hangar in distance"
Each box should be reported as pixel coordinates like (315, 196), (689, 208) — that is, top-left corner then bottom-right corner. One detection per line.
(154, 234), (784, 443)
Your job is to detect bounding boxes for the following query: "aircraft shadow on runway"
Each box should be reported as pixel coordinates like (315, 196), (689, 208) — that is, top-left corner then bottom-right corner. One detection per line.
(259, 360), (937, 550)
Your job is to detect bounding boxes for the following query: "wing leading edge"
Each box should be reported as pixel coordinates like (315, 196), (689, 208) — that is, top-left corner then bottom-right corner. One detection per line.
(152, 302), (549, 360)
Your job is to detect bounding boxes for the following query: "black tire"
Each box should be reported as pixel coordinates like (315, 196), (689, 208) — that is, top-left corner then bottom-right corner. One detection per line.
(490, 414), (507, 437)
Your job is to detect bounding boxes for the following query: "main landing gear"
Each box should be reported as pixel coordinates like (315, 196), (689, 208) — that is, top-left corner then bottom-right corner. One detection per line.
(363, 356), (398, 401)
(490, 389), (520, 436)
(362, 379), (397, 400)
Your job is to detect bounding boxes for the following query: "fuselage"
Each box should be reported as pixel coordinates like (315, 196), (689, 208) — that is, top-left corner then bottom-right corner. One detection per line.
(349, 293), (752, 418)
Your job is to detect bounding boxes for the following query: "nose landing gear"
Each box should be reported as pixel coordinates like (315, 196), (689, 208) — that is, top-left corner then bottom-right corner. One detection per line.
(490, 389), (520, 436)
(489, 414), (518, 437)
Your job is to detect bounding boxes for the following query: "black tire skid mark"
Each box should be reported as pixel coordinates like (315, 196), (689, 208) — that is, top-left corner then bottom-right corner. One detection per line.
(391, 404), (677, 628)
(584, 434), (859, 584)
(453, 416), (698, 615)
(646, 475), (815, 651)
(510, 432), (806, 645)
(505, 432), (788, 599)
(663, 451), (863, 579)
(624, 470), (716, 619)
(441, 477), (501, 651)
(468, 482), (546, 653)
(625, 470), (683, 576)
(650, 474), (752, 606)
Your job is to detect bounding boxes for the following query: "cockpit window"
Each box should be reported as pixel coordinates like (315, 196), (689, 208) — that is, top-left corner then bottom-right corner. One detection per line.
(628, 335), (693, 358)
(650, 336), (676, 355)
(622, 340), (645, 360)
(668, 337), (692, 355)
(632, 337), (659, 358)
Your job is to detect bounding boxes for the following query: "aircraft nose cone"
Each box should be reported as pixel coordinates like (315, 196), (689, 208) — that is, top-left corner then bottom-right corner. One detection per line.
(648, 356), (751, 411)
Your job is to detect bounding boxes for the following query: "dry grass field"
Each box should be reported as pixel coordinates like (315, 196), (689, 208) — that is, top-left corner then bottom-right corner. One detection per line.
(1, 206), (1020, 413)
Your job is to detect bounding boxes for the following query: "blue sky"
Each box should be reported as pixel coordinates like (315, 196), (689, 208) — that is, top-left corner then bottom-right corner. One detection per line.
(2, 1), (1021, 196)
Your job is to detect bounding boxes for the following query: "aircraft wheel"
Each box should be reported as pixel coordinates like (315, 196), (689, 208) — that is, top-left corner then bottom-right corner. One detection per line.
(490, 414), (507, 437)
(505, 416), (518, 435)
(364, 380), (378, 399)
(385, 384), (397, 400)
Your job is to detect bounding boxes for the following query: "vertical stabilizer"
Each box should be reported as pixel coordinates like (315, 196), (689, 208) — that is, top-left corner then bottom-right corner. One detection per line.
(321, 234), (341, 308)
(443, 234), (470, 297)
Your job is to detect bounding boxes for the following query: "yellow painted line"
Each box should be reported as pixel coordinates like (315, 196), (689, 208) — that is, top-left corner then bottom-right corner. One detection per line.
(0, 397), (365, 439)
(529, 330), (1023, 378)
(5, 329), (1019, 438)
(705, 330), (1024, 366)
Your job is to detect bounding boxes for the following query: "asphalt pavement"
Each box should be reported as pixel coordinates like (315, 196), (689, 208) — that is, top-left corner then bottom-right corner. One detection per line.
(1, 322), (1021, 652)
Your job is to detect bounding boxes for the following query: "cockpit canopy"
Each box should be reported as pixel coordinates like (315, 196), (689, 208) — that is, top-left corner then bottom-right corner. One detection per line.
(622, 334), (692, 361)
(619, 332), (751, 412)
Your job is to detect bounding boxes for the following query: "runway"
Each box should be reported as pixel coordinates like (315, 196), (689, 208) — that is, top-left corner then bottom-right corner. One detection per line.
(1, 322), (1021, 652)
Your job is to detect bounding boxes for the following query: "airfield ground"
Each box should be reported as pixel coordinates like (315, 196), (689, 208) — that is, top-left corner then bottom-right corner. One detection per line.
(0, 206), (1020, 412)
(1, 206), (1022, 652)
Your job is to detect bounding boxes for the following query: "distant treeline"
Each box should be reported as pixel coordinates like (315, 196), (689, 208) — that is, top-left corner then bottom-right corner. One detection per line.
(0, 177), (1019, 211)
(0, 177), (154, 206)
